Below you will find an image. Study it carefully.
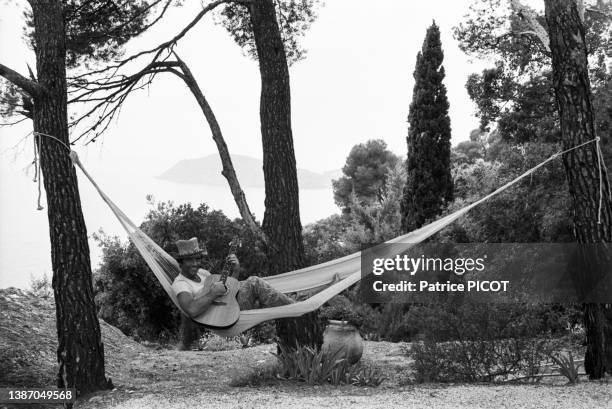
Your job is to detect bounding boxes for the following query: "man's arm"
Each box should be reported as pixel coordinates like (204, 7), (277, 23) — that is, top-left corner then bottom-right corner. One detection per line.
(177, 291), (218, 318)
(178, 292), (217, 318)
(176, 280), (227, 318)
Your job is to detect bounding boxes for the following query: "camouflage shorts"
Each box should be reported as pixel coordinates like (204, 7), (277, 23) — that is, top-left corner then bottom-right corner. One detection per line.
(236, 276), (295, 310)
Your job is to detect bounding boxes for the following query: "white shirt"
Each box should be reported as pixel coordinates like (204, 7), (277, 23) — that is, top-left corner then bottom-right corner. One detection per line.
(172, 269), (211, 296)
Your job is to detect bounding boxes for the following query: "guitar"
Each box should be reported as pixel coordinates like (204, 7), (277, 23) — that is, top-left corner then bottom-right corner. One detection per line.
(195, 237), (243, 329)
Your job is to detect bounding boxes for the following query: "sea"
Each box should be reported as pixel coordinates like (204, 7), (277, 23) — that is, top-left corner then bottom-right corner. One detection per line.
(0, 162), (338, 290)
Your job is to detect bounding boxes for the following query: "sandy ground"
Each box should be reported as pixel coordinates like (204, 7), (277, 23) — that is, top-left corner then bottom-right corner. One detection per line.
(2, 288), (611, 409)
(74, 342), (612, 409)
(79, 383), (612, 409)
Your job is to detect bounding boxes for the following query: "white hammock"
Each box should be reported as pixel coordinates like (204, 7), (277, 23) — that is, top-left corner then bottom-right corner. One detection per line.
(69, 144), (585, 337)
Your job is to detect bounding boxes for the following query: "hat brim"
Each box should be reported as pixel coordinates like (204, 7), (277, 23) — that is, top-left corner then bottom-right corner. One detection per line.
(175, 250), (205, 260)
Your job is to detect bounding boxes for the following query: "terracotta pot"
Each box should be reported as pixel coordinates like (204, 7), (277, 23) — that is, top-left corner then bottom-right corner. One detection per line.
(322, 320), (363, 365)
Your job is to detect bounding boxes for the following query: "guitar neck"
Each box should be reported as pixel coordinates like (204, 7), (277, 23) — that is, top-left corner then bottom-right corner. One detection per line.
(219, 241), (239, 284)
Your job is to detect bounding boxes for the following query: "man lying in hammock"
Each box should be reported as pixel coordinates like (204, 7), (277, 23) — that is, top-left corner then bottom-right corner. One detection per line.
(172, 237), (295, 318)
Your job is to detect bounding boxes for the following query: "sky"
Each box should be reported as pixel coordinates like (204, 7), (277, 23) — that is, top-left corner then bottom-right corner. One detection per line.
(0, 0), (497, 288)
(1, 0), (492, 173)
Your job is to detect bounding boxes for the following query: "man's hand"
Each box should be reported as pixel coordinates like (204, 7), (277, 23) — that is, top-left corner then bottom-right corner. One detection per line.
(209, 282), (227, 298)
(179, 279), (227, 317)
(227, 254), (240, 275)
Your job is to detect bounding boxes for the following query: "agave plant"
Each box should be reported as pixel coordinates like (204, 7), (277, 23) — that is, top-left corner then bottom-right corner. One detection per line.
(271, 343), (386, 386)
(350, 366), (387, 386)
(272, 344), (346, 385)
(549, 351), (581, 384)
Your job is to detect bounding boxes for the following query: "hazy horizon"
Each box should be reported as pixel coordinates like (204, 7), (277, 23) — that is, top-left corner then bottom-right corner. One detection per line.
(0, 0), (491, 289)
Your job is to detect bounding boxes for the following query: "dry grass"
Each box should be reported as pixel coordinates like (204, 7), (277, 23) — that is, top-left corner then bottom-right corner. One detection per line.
(0, 287), (145, 389)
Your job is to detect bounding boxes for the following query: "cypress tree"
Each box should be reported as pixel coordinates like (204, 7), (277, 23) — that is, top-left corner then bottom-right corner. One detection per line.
(401, 21), (453, 232)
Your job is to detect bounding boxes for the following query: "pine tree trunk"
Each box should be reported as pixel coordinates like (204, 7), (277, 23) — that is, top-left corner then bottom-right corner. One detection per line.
(544, 0), (612, 379)
(248, 0), (322, 350)
(30, 0), (110, 394)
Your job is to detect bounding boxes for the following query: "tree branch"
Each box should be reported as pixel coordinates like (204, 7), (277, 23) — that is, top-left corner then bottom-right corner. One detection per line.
(586, 7), (611, 19)
(68, 0), (233, 81)
(67, 0), (173, 43)
(69, 51), (268, 242)
(69, 61), (178, 143)
(0, 117), (28, 127)
(510, 0), (551, 53)
(66, 0), (241, 141)
(0, 63), (44, 98)
(62, 0), (265, 243)
(577, 0), (585, 22)
(172, 52), (268, 245)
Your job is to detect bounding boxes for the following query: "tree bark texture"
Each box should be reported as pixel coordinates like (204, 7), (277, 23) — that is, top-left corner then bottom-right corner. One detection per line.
(544, 0), (612, 378)
(30, 0), (110, 394)
(248, 0), (322, 350)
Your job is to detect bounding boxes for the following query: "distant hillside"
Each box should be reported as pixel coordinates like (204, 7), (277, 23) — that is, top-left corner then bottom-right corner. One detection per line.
(158, 154), (342, 189)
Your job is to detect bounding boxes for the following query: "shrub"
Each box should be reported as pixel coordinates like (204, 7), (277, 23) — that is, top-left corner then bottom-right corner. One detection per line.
(319, 296), (384, 340)
(408, 337), (559, 383)
(319, 295), (363, 327)
(93, 233), (180, 341)
(387, 302), (580, 344)
(376, 304), (414, 341)
(404, 301), (579, 383)
(322, 296), (581, 345)
(303, 214), (353, 265)
(93, 201), (268, 342)
(444, 143), (573, 244)
(29, 273), (52, 298)
(352, 303), (382, 339)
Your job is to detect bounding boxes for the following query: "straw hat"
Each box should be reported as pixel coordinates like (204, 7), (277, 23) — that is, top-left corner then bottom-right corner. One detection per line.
(174, 237), (206, 260)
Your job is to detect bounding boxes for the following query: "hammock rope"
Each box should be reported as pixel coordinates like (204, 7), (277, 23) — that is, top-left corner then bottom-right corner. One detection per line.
(29, 132), (606, 336)
(32, 134), (43, 210)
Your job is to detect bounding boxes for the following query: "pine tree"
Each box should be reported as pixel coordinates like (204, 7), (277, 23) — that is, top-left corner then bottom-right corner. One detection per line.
(401, 21), (453, 233)
(544, 0), (612, 379)
(220, 0), (323, 350)
(1, 0), (168, 395)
